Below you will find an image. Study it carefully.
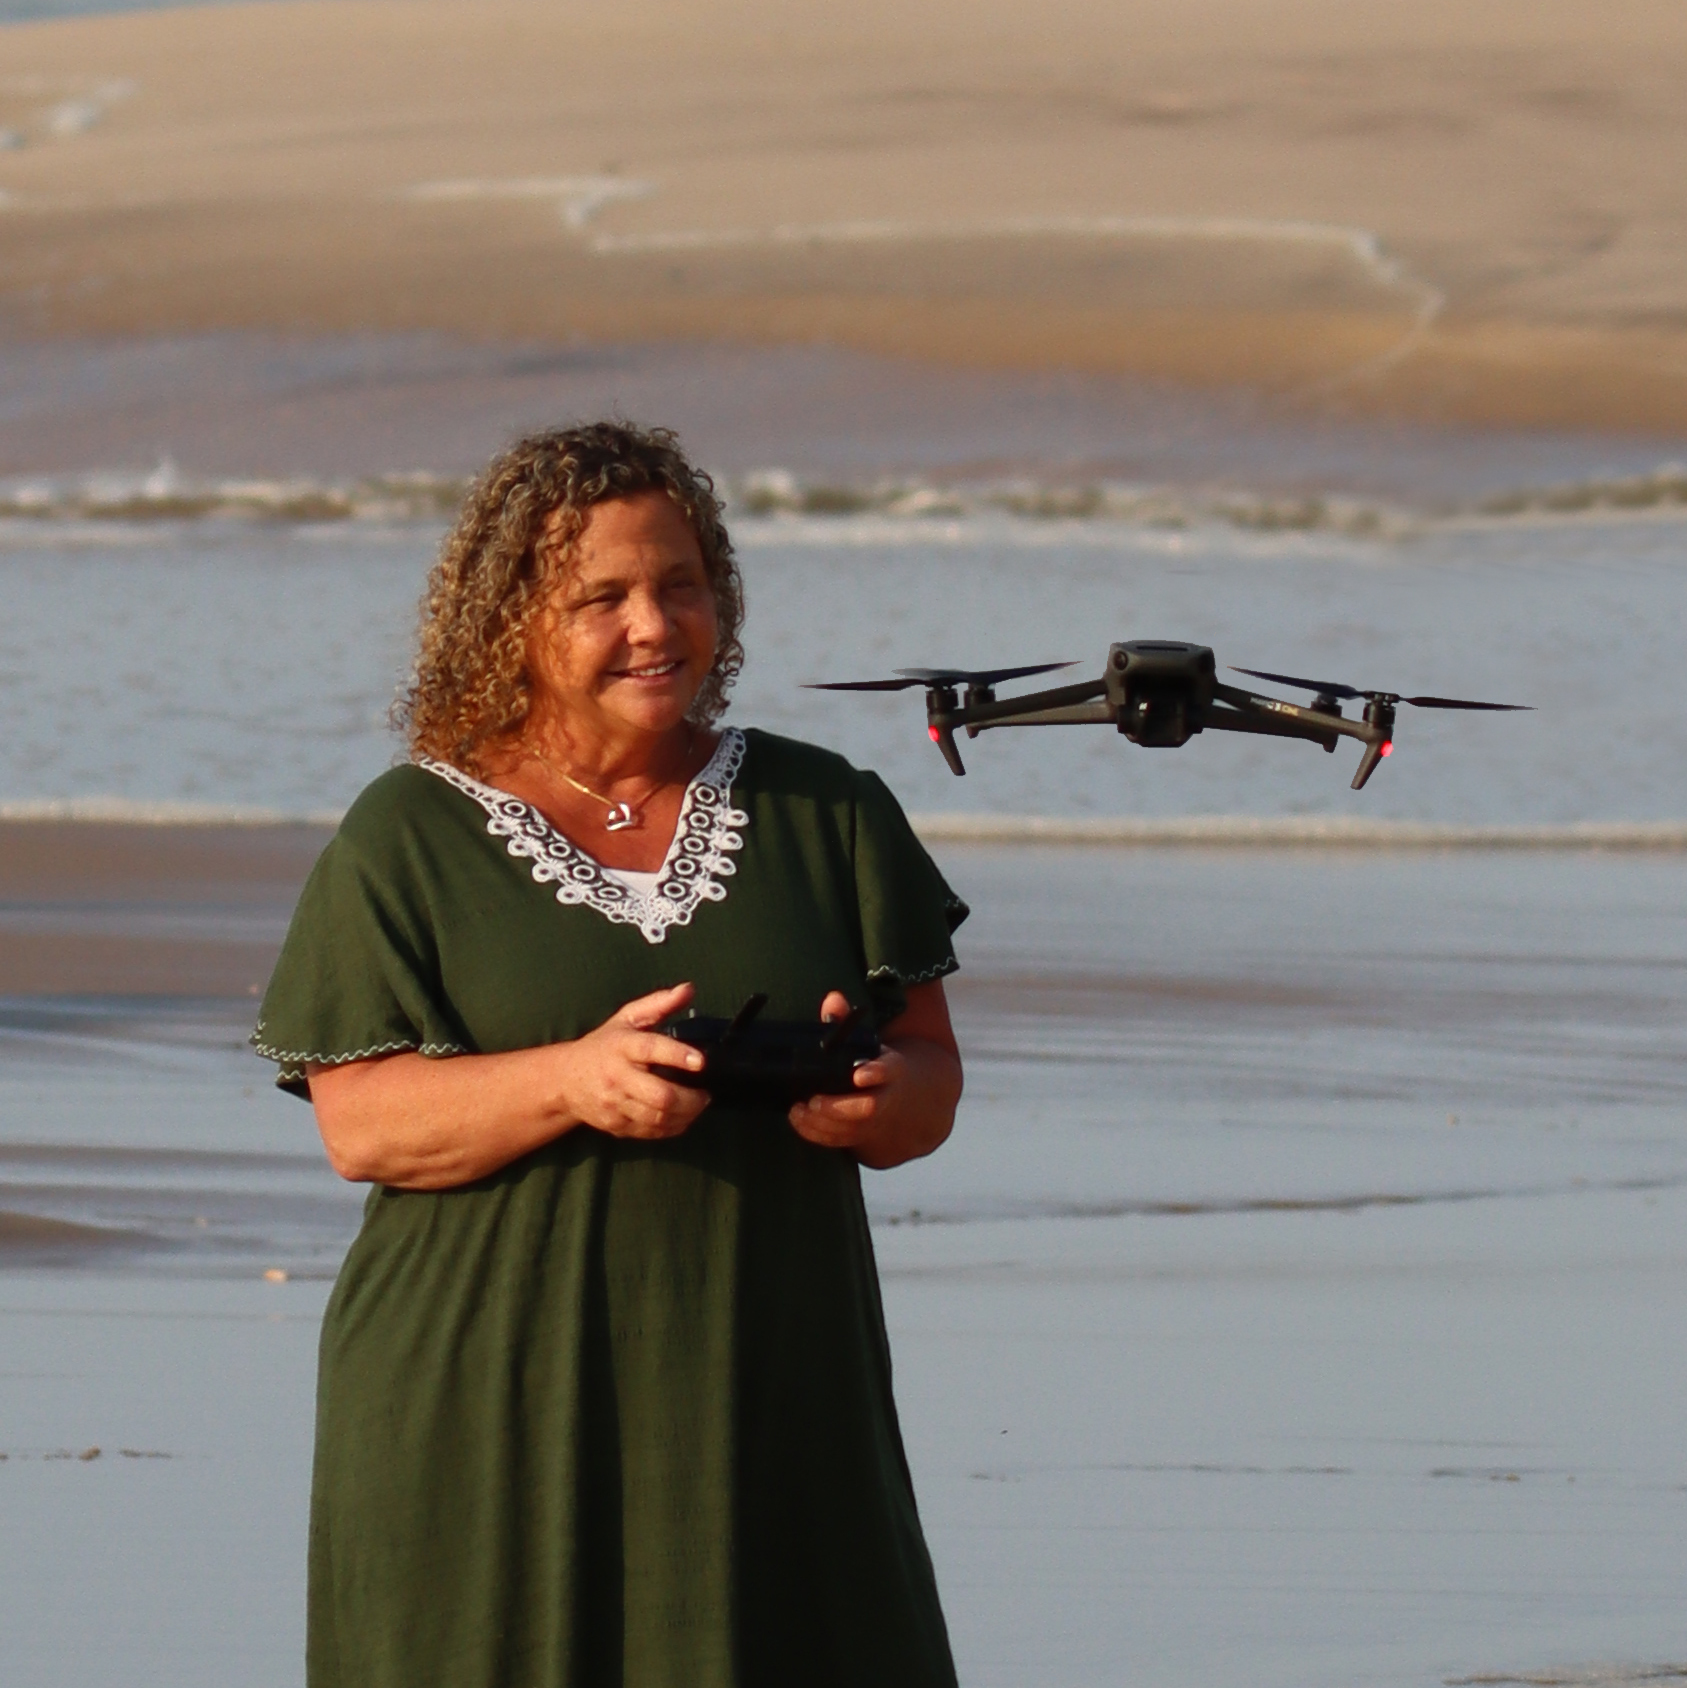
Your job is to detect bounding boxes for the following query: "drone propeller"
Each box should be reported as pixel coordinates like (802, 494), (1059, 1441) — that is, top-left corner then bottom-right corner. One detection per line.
(1393, 695), (1533, 712)
(806, 661), (1074, 693)
(1232, 667), (1362, 700)
(1232, 667), (1530, 712)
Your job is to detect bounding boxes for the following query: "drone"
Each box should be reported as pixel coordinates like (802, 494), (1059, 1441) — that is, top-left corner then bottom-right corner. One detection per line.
(809, 641), (1530, 790)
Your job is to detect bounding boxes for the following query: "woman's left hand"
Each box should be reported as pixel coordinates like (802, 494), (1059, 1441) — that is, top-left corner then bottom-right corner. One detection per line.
(788, 982), (963, 1170)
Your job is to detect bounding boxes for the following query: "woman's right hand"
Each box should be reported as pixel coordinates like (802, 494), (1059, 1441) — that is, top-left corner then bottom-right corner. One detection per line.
(555, 982), (712, 1140)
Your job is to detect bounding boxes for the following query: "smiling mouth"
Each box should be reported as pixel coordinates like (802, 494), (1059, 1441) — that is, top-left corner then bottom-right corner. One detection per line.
(614, 659), (684, 680)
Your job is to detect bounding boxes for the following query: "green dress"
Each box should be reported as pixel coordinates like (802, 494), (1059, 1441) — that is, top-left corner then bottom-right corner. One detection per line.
(254, 727), (967, 1688)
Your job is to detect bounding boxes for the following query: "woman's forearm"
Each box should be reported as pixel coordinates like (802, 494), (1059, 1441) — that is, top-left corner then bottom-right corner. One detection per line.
(307, 1045), (582, 1190)
(307, 983), (712, 1190)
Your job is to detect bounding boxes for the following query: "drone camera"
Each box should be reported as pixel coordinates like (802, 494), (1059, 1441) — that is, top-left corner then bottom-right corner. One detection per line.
(1105, 641), (1217, 748)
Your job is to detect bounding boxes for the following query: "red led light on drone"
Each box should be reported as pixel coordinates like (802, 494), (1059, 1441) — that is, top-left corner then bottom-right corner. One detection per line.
(928, 726), (942, 742)
(1380, 742), (1394, 757)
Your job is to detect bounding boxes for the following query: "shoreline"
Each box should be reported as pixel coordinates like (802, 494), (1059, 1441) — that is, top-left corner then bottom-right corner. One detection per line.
(7, 810), (1687, 844)
(3, 810), (1685, 999)
(1, 1), (1685, 436)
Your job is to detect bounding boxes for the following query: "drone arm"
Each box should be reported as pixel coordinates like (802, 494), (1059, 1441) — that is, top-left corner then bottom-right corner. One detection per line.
(960, 676), (1108, 722)
(1210, 682), (1379, 747)
(1210, 680), (1395, 785)
(1205, 703), (1389, 789)
(968, 701), (1115, 729)
(1200, 705), (1338, 746)
(938, 677), (1109, 735)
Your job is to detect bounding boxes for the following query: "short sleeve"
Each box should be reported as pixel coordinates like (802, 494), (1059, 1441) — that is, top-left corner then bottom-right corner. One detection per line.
(851, 770), (968, 1025)
(252, 824), (468, 1100)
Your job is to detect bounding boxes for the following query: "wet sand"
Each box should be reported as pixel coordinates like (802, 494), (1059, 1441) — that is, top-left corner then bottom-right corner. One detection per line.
(1, 1), (1686, 431)
(15, 334), (1687, 491)
(5, 838), (1687, 1685)
(0, 818), (331, 996)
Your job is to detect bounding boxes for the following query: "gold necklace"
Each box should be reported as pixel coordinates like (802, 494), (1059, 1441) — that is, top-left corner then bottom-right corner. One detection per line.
(526, 730), (694, 834)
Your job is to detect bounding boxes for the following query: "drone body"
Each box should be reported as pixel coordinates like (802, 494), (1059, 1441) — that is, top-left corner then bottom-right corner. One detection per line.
(810, 642), (1528, 790)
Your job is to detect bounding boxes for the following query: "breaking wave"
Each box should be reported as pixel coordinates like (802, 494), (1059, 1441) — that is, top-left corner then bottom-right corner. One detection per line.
(1469, 465), (1687, 519)
(0, 464), (466, 525)
(730, 464), (1687, 533)
(728, 469), (1411, 537)
(2, 461), (1686, 537)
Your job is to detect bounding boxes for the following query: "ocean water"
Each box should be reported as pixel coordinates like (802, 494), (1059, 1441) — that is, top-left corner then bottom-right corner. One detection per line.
(0, 506), (1684, 823)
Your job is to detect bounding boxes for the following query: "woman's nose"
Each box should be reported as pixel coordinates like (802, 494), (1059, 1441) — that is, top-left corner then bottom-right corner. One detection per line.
(625, 587), (671, 641)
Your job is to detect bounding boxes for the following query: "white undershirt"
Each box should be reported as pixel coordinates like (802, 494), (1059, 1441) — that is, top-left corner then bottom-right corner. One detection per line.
(602, 867), (662, 897)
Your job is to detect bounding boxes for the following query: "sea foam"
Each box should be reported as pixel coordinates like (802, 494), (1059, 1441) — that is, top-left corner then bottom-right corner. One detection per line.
(5, 464), (1686, 538)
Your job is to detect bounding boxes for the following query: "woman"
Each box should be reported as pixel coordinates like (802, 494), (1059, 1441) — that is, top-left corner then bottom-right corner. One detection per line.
(255, 422), (967, 1688)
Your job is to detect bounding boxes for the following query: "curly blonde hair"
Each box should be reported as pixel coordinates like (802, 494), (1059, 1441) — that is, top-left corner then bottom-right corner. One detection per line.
(396, 422), (745, 773)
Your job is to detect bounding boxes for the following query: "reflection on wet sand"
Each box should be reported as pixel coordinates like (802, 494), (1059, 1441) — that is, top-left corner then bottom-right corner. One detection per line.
(0, 1205), (159, 1262)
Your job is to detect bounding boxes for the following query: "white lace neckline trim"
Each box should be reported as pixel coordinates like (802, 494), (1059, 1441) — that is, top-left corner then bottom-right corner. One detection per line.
(419, 729), (748, 945)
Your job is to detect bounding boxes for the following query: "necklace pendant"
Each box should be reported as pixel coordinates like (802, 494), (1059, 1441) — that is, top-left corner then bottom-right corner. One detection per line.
(604, 802), (639, 833)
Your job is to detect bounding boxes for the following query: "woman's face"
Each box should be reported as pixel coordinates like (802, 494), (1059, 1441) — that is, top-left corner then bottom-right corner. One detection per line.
(527, 491), (720, 745)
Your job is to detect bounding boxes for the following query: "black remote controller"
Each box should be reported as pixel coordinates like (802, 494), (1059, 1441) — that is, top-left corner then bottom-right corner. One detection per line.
(654, 993), (880, 1109)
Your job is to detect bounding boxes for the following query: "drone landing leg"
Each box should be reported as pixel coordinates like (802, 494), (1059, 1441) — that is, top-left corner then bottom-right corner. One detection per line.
(928, 723), (967, 775)
(1350, 738), (1393, 789)
(1350, 699), (1398, 789)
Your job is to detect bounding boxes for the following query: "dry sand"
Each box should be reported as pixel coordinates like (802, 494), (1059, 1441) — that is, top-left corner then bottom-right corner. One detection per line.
(0, 0), (1684, 432)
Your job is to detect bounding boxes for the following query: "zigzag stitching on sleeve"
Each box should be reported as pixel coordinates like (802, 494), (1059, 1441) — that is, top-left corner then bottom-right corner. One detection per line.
(251, 1032), (468, 1065)
(866, 956), (959, 985)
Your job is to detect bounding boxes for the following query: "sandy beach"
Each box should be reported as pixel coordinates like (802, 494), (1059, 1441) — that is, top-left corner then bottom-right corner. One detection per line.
(1, 0), (1685, 432)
